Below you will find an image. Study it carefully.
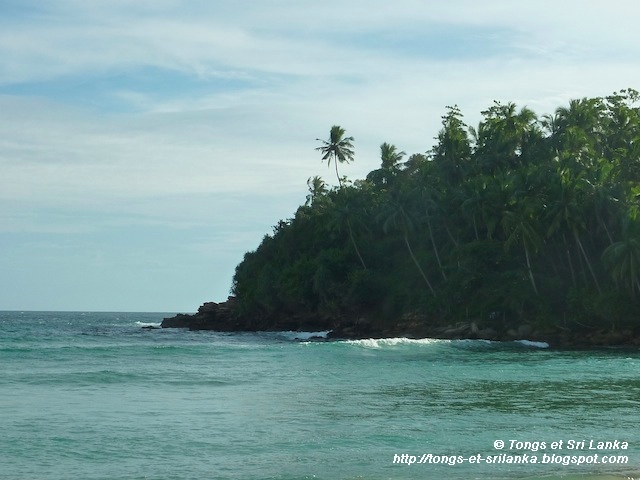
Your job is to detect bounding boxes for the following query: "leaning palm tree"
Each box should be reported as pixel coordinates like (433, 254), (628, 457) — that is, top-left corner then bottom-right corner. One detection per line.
(316, 125), (355, 186)
(602, 218), (640, 298)
(325, 189), (368, 270)
(379, 197), (436, 296)
(603, 236), (640, 298)
(502, 202), (542, 295)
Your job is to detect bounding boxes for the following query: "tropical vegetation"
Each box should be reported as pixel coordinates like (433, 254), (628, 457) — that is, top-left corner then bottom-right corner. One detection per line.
(231, 91), (640, 334)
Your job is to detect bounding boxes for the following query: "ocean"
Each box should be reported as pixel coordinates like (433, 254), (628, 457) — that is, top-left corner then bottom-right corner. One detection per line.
(0, 311), (638, 480)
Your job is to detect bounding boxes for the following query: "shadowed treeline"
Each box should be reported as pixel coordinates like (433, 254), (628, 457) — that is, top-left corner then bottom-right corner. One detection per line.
(231, 90), (640, 336)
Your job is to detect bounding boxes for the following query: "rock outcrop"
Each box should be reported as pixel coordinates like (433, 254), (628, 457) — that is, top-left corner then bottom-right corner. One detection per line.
(161, 297), (336, 333)
(161, 298), (240, 330)
(161, 298), (640, 348)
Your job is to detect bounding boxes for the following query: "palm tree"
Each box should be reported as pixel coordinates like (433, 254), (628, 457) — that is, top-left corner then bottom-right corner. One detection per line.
(316, 125), (355, 187)
(602, 237), (640, 298)
(305, 175), (328, 206)
(367, 143), (406, 189)
(545, 171), (602, 294)
(325, 188), (368, 270)
(409, 178), (448, 281)
(380, 142), (406, 170)
(553, 97), (605, 171)
(502, 202), (541, 295)
(474, 101), (538, 173)
(432, 104), (472, 185)
(461, 173), (509, 241)
(602, 90), (640, 190)
(602, 218), (640, 298)
(379, 197), (436, 296)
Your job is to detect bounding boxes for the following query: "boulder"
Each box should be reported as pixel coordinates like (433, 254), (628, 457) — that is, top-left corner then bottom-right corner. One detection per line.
(161, 297), (239, 330)
(517, 324), (533, 337)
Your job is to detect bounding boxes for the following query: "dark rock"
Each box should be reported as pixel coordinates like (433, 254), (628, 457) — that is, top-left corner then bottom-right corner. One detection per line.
(470, 322), (480, 335)
(477, 327), (498, 340)
(198, 302), (219, 314)
(439, 323), (471, 337)
(506, 328), (518, 339)
(160, 313), (196, 329)
(161, 297), (239, 331)
(162, 297), (640, 348)
(517, 324), (533, 337)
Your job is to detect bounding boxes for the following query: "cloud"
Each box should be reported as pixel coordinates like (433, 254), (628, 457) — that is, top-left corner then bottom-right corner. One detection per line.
(2, 0), (640, 309)
(6, 0), (631, 87)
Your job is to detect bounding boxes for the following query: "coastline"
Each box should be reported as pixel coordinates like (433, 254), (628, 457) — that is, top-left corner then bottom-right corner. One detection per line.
(160, 298), (640, 349)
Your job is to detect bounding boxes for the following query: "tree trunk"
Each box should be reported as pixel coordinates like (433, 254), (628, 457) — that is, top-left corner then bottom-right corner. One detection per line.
(563, 233), (577, 288)
(444, 223), (459, 247)
(404, 233), (436, 296)
(472, 214), (479, 240)
(574, 230), (602, 294)
(523, 239), (539, 295)
(425, 206), (447, 281)
(347, 218), (367, 270)
(596, 210), (614, 245)
(334, 154), (341, 186)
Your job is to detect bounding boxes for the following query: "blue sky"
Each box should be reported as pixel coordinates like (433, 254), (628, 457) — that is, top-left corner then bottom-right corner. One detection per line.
(2, 0), (640, 312)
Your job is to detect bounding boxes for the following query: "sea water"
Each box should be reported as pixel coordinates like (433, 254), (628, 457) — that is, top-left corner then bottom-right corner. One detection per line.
(1, 311), (639, 480)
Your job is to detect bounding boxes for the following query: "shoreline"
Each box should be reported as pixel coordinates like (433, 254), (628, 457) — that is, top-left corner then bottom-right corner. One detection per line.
(160, 299), (640, 349)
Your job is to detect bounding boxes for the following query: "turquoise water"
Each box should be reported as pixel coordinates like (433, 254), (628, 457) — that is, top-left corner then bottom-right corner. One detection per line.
(1, 311), (639, 480)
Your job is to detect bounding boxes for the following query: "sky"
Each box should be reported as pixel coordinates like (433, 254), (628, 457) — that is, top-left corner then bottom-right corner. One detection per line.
(2, 0), (640, 312)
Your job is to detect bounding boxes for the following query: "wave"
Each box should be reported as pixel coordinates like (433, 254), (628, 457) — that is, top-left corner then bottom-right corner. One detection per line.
(342, 337), (444, 348)
(514, 339), (550, 348)
(135, 321), (161, 328)
(339, 337), (550, 350)
(277, 330), (331, 341)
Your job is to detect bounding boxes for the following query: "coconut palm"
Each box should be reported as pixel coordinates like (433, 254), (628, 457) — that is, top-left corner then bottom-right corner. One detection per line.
(545, 171), (602, 294)
(408, 178), (448, 281)
(316, 125), (355, 187)
(502, 201), (541, 295)
(379, 195), (436, 296)
(325, 188), (368, 270)
(432, 104), (472, 185)
(602, 237), (640, 298)
(553, 97), (605, 172)
(602, 218), (640, 298)
(474, 102), (539, 173)
(367, 143), (406, 188)
(305, 175), (328, 206)
(380, 142), (406, 170)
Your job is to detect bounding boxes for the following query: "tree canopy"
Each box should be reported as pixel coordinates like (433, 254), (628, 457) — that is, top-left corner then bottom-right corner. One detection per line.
(232, 91), (640, 333)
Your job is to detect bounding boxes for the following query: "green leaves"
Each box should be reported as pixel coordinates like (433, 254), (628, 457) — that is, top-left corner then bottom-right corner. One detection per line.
(233, 92), (640, 331)
(316, 125), (355, 186)
(603, 219), (640, 297)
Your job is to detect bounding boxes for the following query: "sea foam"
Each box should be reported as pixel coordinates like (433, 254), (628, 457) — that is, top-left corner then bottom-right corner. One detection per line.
(514, 339), (550, 349)
(279, 330), (331, 341)
(135, 321), (162, 328)
(343, 337), (443, 348)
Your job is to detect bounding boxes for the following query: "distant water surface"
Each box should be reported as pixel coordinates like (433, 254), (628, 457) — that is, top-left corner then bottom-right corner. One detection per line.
(0, 311), (638, 480)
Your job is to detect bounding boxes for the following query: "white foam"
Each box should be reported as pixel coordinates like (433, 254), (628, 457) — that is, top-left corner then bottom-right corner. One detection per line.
(135, 321), (161, 328)
(279, 330), (331, 341)
(343, 337), (443, 349)
(515, 339), (550, 349)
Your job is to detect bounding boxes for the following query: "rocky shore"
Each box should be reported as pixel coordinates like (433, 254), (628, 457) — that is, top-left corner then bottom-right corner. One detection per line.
(161, 298), (640, 348)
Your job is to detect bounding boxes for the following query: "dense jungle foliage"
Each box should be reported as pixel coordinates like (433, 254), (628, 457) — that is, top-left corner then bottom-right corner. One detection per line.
(232, 90), (640, 332)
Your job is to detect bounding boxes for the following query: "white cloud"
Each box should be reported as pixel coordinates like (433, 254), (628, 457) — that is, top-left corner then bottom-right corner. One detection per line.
(2, 0), (640, 309)
(5, 0), (636, 86)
